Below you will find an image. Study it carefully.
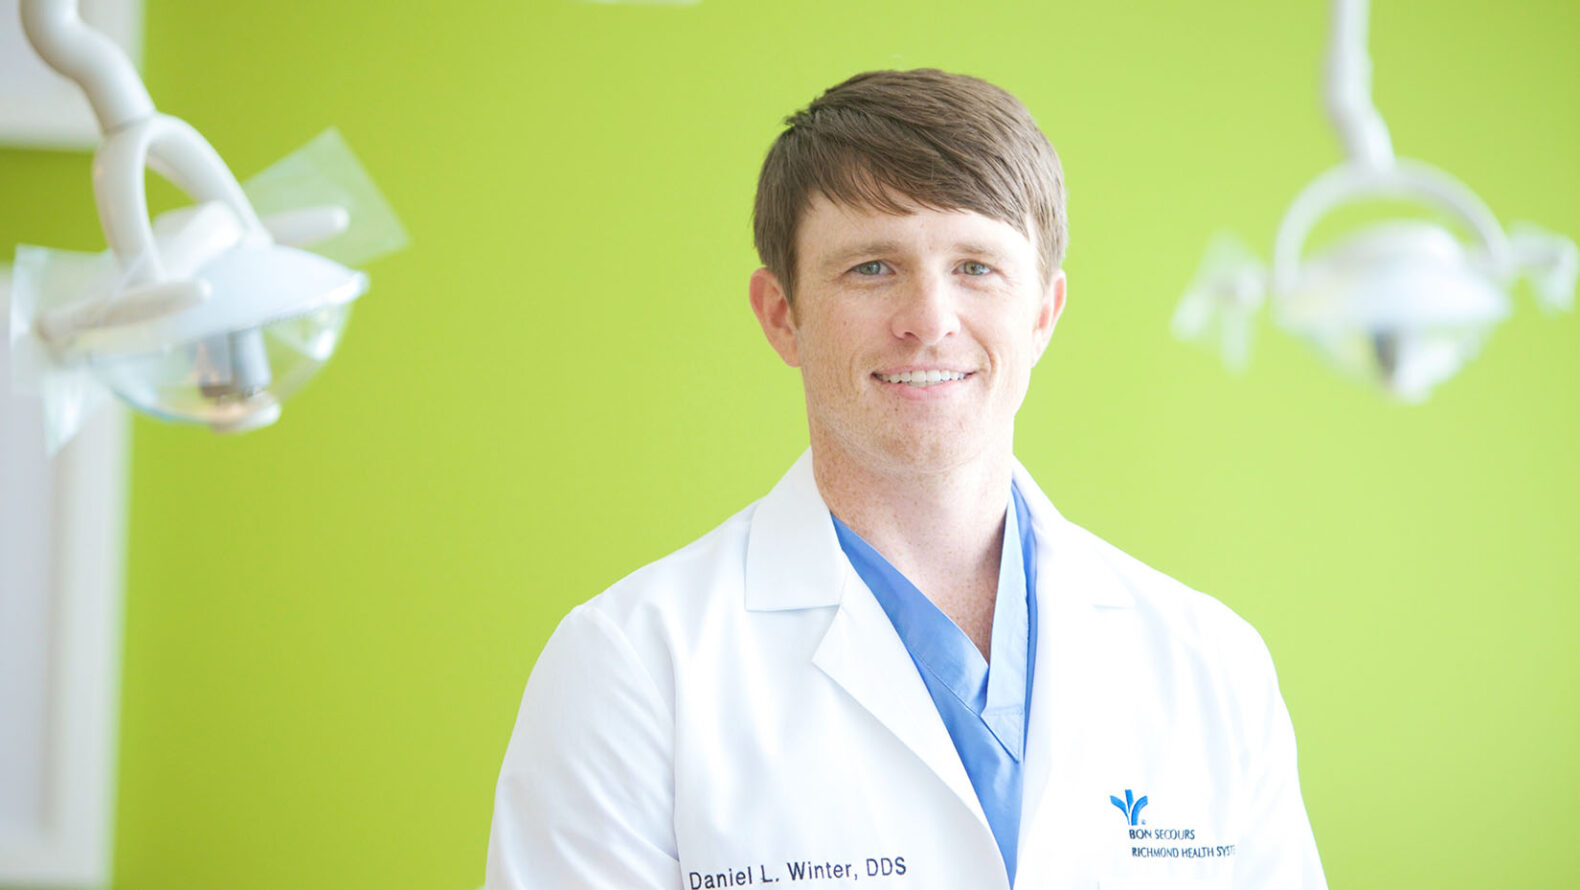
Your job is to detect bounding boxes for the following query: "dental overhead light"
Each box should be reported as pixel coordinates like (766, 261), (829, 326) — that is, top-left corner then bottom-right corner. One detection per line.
(1172, 0), (1576, 402)
(8, 0), (406, 454)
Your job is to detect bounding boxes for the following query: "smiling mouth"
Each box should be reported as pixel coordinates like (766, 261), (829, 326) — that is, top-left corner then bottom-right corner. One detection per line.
(873, 370), (972, 387)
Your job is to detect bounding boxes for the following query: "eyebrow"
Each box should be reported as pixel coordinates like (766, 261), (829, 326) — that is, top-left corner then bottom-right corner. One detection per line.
(954, 242), (1011, 262)
(818, 241), (1015, 270)
(820, 242), (903, 270)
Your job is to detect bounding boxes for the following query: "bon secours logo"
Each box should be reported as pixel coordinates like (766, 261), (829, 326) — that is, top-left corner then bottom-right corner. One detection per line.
(1110, 789), (1148, 826)
(1110, 790), (1233, 860)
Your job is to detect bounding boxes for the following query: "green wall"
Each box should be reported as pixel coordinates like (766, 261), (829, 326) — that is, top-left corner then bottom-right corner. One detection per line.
(3, 0), (1577, 886)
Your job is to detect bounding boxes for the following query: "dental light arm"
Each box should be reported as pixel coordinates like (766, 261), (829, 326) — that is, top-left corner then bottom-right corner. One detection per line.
(1173, 0), (1576, 402)
(20, 0), (152, 132)
(9, 0), (404, 454)
(1325, 0), (1392, 171)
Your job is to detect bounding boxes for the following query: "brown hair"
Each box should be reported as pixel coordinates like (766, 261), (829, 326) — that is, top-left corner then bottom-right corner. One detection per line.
(752, 68), (1066, 299)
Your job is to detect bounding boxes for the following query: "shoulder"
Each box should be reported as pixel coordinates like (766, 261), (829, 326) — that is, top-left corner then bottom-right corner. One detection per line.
(1052, 517), (1298, 766)
(584, 498), (758, 629)
(531, 498), (763, 703)
(1016, 462), (1250, 642)
(1081, 522), (1266, 646)
(1050, 515), (1282, 698)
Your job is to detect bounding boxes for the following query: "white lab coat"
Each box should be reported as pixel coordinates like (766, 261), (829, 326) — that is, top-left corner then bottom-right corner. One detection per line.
(486, 452), (1326, 890)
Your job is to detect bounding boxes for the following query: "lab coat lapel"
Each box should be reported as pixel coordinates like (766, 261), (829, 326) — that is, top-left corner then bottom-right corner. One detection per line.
(745, 451), (991, 831)
(1012, 461), (1134, 869)
(812, 566), (990, 832)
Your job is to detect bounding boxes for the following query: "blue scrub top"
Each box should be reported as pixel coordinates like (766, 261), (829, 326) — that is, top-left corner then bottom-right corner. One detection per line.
(832, 484), (1039, 885)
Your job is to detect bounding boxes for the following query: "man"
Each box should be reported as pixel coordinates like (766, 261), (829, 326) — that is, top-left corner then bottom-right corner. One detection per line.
(486, 69), (1325, 889)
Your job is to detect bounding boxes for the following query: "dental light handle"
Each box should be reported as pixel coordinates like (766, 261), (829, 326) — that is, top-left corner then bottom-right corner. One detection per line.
(1326, 0), (1394, 170)
(20, 0), (267, 289)
(1271, 160), (1512, 298)
(95, 116), (265, 287)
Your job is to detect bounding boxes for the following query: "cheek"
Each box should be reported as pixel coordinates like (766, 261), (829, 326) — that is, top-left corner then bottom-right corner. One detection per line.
(795, 331), (849, 392)
(804, 314), (872, 367)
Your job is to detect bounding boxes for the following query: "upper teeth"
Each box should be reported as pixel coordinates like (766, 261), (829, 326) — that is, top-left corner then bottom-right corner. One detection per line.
(877, 370), (967, 386)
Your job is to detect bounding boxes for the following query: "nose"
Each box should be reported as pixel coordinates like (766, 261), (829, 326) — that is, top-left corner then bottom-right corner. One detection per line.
(889, 271), (960, 346)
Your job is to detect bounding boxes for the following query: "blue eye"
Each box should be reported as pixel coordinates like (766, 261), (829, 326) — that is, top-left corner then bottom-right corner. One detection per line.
(853, 261), (886, 275)
(961, 261), (991, 276)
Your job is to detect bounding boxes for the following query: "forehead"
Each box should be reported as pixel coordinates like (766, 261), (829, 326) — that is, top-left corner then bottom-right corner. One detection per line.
(794, 193), (1036, 268)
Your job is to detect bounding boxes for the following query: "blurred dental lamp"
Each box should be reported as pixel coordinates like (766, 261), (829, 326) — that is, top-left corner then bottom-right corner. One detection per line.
(8, 0), (405, 454)
(1172, 0), (1576, 402)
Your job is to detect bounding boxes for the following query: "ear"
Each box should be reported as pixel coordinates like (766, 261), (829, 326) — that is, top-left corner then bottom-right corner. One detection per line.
(1031, 269), (1066, 365)
(750, 267), (801, 367)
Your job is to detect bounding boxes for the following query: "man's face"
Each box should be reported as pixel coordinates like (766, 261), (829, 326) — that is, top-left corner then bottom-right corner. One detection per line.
(750, 194), (1065, 477)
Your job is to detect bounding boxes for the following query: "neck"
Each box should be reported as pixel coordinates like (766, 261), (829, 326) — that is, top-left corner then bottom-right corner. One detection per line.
(812, 435), (1013, 655)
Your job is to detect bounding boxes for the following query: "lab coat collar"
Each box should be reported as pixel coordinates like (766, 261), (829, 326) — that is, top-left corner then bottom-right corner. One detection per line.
(744, 450), (851, 611)
(744, 449), (1135, 612)
(1010, 457), (1135, 609)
